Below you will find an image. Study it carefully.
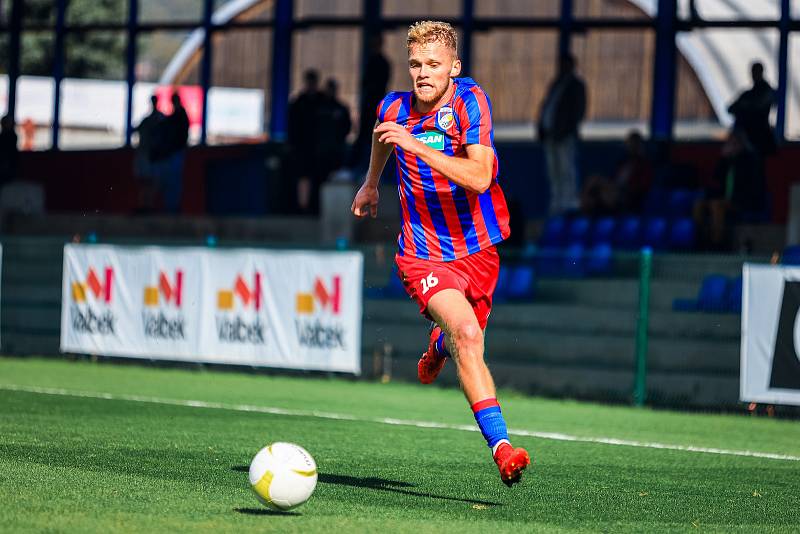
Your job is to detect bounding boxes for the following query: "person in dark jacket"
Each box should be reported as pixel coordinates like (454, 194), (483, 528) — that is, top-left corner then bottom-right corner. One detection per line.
(349, 34), (391, 170)
(288, 69), (324, 213)
(728, 62), (776, 158)
(0, 115), (19, 186)
(693, 129), (766, 250)
(538, 54), (586, 215)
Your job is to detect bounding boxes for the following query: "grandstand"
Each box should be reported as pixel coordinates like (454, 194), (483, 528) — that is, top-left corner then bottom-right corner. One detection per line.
(2, 1), (800, 531)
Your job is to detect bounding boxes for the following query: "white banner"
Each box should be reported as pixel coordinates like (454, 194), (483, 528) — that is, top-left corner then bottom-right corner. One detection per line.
(60, 244), (362, 374)
(741, 263), (800, 405)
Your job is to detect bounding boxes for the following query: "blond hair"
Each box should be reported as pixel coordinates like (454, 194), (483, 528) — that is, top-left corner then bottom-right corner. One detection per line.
(407, 21), (458, 55)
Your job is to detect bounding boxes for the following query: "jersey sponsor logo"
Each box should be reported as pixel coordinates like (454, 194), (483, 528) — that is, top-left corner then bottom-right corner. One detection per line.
(436, 106), (454, 131)
(415, 131), (445, 151)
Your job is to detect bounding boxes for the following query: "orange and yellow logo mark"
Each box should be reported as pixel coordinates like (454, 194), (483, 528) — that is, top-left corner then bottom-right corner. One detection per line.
(72, 267), (113, 303)
(296, 276), (341, 315)
(144, 271), (183, 308)
(218, 273), (262, 311)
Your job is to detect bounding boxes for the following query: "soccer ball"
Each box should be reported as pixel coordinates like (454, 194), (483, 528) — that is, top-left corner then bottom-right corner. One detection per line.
(248, 442), (318, 511)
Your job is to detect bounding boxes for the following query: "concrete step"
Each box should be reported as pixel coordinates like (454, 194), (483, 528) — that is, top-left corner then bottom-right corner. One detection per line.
(3, 284), (62, 306)
(363, 300), (740, 340)
(1, 332), (61, 355)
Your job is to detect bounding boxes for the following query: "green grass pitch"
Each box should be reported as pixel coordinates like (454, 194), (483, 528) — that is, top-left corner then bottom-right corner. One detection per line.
(1, 357), (800, 533)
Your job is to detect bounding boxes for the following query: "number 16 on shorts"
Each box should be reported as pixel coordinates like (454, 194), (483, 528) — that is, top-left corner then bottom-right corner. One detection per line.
(421, 272), (439, 295)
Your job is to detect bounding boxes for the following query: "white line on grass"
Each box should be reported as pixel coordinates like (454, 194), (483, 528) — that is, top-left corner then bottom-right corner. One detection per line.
(2, 383), (798, 462)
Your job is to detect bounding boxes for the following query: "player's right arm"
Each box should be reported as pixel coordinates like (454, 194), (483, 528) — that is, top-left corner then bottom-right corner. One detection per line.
(351, 120), (393, 218)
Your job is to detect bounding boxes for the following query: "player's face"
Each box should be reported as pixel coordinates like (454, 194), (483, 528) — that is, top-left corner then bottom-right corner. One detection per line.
(408, 42), (461, 108)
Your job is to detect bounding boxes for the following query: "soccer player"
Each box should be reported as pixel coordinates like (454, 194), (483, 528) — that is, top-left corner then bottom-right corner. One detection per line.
(351, 21), (531, 486)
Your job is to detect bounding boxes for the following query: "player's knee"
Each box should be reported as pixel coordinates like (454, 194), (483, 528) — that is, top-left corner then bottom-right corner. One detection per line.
(450, 321), (483, 351)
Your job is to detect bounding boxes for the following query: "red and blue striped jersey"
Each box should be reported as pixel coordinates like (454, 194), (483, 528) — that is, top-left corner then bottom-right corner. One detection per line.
(377, 77), (510, 262)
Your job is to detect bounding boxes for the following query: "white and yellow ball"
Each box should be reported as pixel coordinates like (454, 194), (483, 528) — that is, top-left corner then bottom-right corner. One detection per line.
(248, 442), (318, 511)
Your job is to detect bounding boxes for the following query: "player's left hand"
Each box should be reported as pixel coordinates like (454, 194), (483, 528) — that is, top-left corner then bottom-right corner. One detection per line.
(375, 122), (422, 154)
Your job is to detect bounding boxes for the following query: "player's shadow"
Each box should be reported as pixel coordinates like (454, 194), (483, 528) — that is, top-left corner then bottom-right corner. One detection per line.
(318, 473), (501, 506)
(231, 465), (501, 507)
(233, 508), (301, 517)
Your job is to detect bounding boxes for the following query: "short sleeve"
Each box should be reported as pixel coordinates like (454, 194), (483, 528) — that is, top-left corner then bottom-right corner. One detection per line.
(376, 92), (402, 123)
(455, 87), (494, 147)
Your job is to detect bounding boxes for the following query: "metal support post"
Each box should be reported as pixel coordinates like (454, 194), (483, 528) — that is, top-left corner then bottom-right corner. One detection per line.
(52, 0), (67, 149)
(634, 247), (653, 407)
(269, 0), (293, 141)
(199, 0), (214, 145)
(650, 0), (677, 141)
(124, 0), (138, 147)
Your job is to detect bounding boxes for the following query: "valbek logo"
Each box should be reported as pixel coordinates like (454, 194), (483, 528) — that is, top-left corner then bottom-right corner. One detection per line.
(216, 273), (267, 344)
(295, 275), (346, 350)
(70, 267), (116, 335)
(142, 270), (186, 340)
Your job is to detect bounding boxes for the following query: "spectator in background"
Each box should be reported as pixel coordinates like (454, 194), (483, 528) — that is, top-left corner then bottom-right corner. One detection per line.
(133, 95), (165, 212)
(0, 115), (19, 186)
(581, 131), (652, 216)
(152, 92), (189, 214)
(538, 54), (586, 215)
(314, 78), (352, 183)
(728, 62), (776, 161)
(693, 129), (766, 250)
(350, 34), (391, 170)
(288, 69), (324, 214)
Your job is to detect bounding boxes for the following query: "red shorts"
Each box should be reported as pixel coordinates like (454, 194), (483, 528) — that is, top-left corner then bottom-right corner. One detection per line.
(395, 247), (500, 330)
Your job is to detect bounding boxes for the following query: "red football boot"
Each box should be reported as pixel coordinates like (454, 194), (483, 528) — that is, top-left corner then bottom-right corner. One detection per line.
(418, 324), (447, 384)
(493, 442), (531, 487)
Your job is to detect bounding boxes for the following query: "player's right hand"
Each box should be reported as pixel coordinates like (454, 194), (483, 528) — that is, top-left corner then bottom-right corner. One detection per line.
(351, 183), (379, 218)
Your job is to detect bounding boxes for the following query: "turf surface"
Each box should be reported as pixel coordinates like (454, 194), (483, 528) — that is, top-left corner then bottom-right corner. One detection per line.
(1, 357), (799, 533)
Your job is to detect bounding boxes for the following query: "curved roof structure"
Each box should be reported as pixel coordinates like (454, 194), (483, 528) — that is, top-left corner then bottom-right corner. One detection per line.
(161, 0), (800, 137)
(632, 0), (799, 136)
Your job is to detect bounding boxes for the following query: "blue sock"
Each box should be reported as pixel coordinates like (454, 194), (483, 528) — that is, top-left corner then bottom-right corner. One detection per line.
(471, 398), (510, 450)
(435, 331), (450, 358)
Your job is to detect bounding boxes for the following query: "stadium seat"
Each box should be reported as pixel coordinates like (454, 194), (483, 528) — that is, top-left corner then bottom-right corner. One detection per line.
(644, 188), (669, 216)
(539, 216), (566, 247)
(668, 217), (695, 251)
(666, 189), (697, 218)
(614, 216), (642, 250)
(506, 265), (536, 301)
(586, 243), (613, 275)
(590, 216), (616, 246)
(673, 274), (730, 312)
(566, 216), (591, 245)
(727, 275), (743, 313)
(493, 265), (512, 303)
(534, 247), (564, 278)
(563, 243), (586, 278)
(642, 217), (668, 250)
(782, 245), (800, 265)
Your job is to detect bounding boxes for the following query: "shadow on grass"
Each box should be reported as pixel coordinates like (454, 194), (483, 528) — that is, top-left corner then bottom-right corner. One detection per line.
(233, 508), (301, 517)
(231, 465), (501, 507)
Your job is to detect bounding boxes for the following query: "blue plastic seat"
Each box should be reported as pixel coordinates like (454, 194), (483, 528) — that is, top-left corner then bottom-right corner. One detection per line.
(644, 188), (669, 216)
(673, 274), (730, 313)
(506, 265), (536, 301)
(667, 189), (697, 218)
(783, 245), (800, 265)
(697, 274), (730, 312)
(540, 217), (566, 247)
(493, 265), (512, 303)
(590, 217), (616, 246)
(614, 216), (642, 250)
(534, 247), (563, 278)
(668, 217), (695, 251)
(567, 217), (591, 245)
(586, 243), (613, 275)
(642, 217), (668, 250)
(563, 243), (586, 278)
(727, 275), (743, 313)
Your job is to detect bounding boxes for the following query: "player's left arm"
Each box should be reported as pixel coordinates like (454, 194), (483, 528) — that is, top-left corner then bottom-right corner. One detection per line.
(374, 122), (493, 194)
